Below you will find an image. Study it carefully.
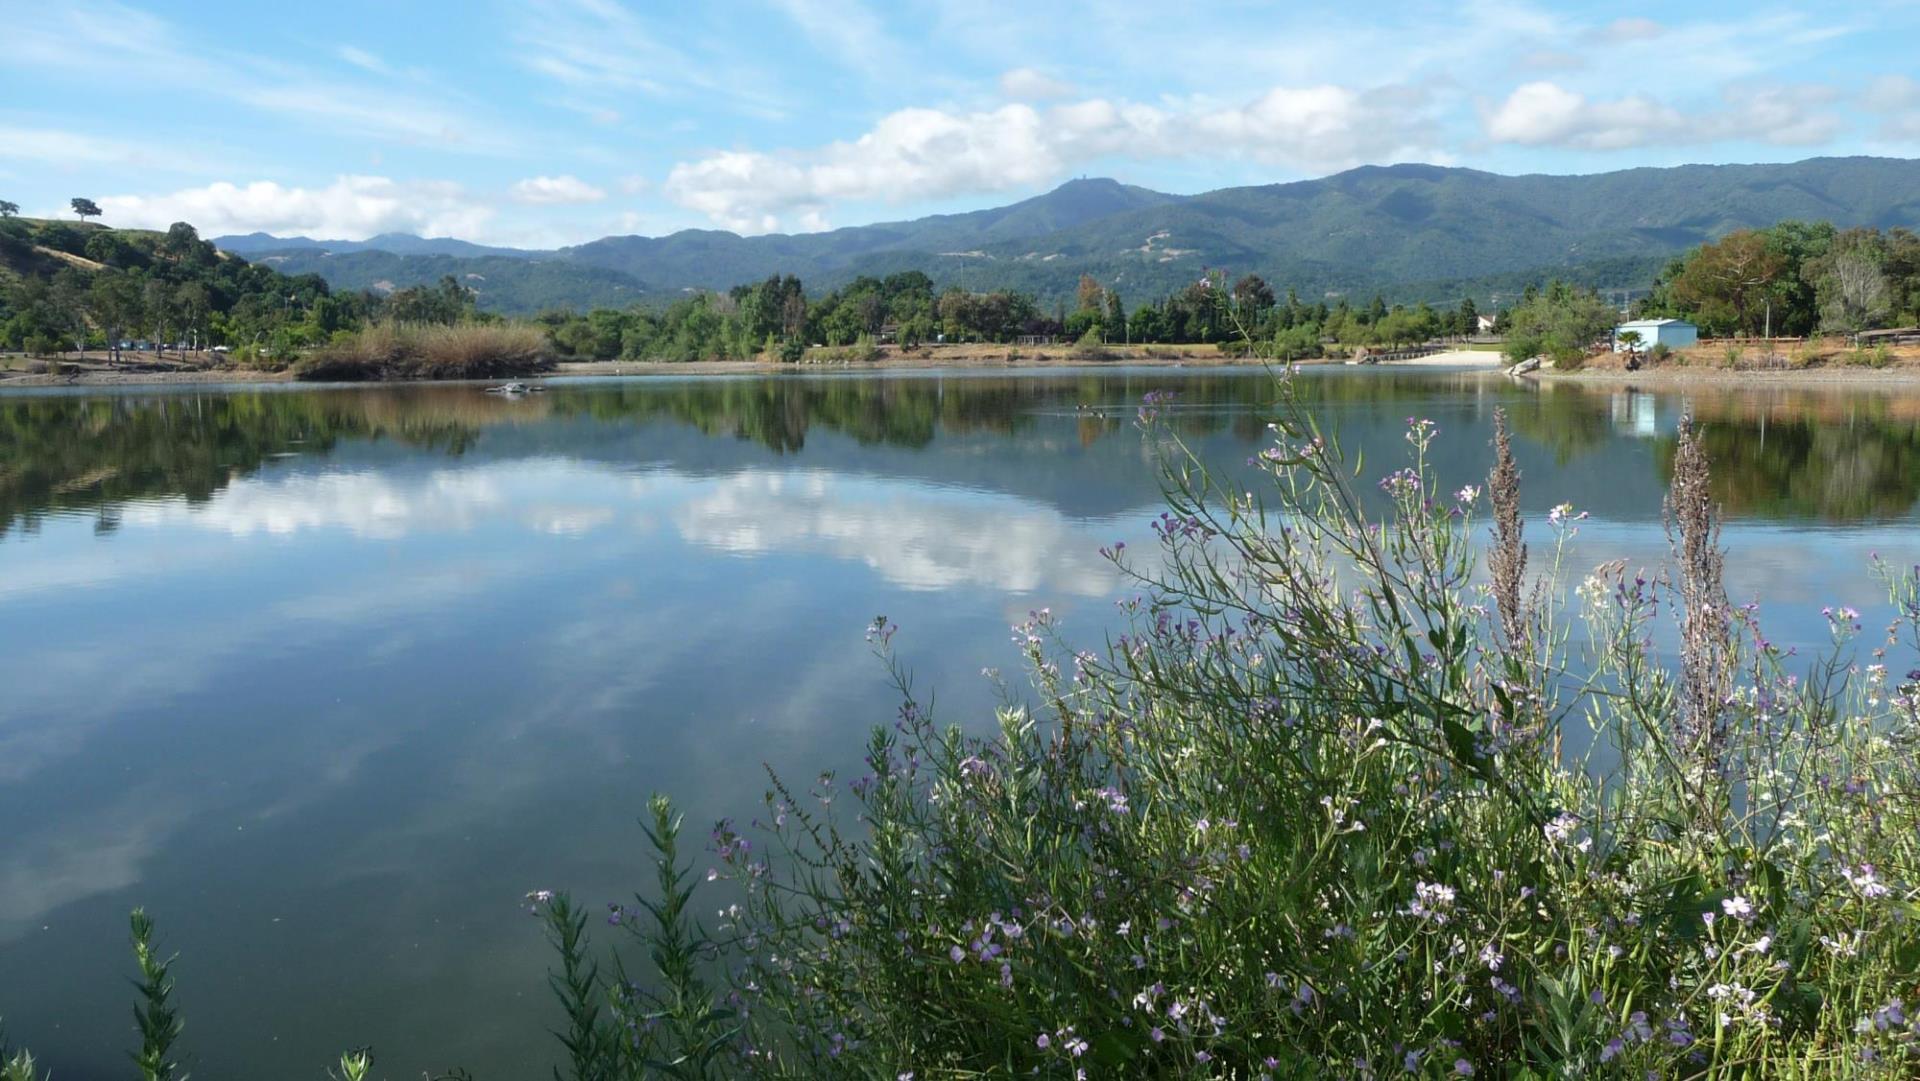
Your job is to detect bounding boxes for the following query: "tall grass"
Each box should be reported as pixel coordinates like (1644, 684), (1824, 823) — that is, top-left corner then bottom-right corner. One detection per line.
(294, 323), (553, 382)
(130, 909), (185, 1081)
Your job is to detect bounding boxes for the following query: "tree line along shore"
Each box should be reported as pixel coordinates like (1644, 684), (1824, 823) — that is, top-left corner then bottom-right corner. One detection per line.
(4, 208), (1918, 383)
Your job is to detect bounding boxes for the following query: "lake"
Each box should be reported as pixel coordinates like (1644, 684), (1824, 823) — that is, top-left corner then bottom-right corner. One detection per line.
(2, 367), (1917, 1077)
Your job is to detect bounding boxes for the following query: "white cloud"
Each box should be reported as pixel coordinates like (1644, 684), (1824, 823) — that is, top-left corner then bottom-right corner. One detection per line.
(765, 0), (905, 80)
(665, 85), (1440, 232)
(1600, 17), (1664, 42)
(1725, 84), (1846, 146)
(1485, 80), (1841, 150)
(665, 104), (1056, 232)
(96, 176), (496, 240)
(1864, 75), (1920, 141)
(1865, 74), (1920, 111)
(10, 0), (176, 68)
(549, 99), (624, 125)
(1518, 49), (1585, 73)
(0, 126), (157, 167)
(336, 44), (392, 75)
(511, 174), (608, 204)
(9, 1), (508, 152)
(238, 82), (503, 150)
(999, 67), (1076, 101)
(672, 470), (1121, 596)
(1486, 82), (1684, 149)
(514, 0), (788, 119)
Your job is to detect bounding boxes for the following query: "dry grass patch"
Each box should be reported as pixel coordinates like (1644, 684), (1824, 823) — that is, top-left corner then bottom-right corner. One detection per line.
(295, 323), (553, 382)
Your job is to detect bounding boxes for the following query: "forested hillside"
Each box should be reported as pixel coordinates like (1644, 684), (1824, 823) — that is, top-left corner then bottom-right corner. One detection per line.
(214, 157), (1920, 314)
(0, 216), (345, 356)
(248, 250), (650, 314)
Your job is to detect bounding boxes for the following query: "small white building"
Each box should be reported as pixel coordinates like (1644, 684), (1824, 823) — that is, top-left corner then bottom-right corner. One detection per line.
(1613, 318), (1698, 352)
(1475, 314), (1497, 334)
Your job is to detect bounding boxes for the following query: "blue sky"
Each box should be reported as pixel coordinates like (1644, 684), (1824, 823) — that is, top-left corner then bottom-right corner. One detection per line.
(2, 0), (1917, 247)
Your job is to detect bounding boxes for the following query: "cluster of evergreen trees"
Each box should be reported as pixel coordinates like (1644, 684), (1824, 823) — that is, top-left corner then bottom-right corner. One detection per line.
(532, 268), (1495, 363)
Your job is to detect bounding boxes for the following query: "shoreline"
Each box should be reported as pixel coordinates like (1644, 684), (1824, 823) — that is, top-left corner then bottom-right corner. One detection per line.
(0, 347), (1283, 389)
(5, 350), (1919, 390)
(1536, 365), (1920, 388)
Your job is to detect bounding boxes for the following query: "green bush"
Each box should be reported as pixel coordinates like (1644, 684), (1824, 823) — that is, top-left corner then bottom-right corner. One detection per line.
(808, 334), (884, 365)
(1848, 344), (1894, 369)
(1071, 327), (1116, 360)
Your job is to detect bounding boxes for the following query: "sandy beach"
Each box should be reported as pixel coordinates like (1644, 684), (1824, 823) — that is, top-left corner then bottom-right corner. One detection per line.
(1370, 350), (1507, 368)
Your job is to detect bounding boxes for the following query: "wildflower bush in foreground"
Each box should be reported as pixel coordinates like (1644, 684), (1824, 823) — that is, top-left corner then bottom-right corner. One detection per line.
(539, 380), (1920, 1079)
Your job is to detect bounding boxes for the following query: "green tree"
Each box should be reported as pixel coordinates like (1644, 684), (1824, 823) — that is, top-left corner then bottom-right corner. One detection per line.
(49, 268), (93, 356)
(1665, 229), (1787, 336)
(384, 275), (473, 325)
(70, 197), (102, 224)
(1270, 323), (1319, 362)
(174, 281), (211, 351)
(1231, 274), (1275, 313)
(1127, 304), (1165, 344)
(0, 200), (18, 218)
(159, 222), (214, 269)
(1806, 230), (1892, 334)
(89, 271), (140, 365)
(140, 278), (177, 353)
(1074, 273), (1104, 314)
(1502, 280), (1615, 367)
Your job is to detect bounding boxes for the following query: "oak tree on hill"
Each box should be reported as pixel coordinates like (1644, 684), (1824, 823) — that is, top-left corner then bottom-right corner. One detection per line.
(71, 198), (103, 224)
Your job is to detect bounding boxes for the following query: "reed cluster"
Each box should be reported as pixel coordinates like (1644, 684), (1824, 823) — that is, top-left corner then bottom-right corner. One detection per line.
(294, 323), (553, 382)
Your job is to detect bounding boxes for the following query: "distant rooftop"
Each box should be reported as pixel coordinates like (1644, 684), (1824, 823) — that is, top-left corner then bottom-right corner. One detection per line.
(1616, 317), (1694, 327)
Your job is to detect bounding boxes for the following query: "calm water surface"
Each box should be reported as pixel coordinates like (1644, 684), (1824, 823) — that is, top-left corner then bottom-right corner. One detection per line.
(2, 367), (1917, 1076)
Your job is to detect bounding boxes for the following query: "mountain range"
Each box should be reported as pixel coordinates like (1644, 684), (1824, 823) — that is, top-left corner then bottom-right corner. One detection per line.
(213, 157), (1920, 315)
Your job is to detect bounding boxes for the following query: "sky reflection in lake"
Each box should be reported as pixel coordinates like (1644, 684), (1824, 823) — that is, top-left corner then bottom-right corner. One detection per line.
(0, 368), (1915, 1076)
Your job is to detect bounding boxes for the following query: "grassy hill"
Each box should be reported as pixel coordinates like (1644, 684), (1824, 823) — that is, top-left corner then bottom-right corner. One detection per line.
(210, 156), (1920, 311)
(0, 216), (343, 355)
